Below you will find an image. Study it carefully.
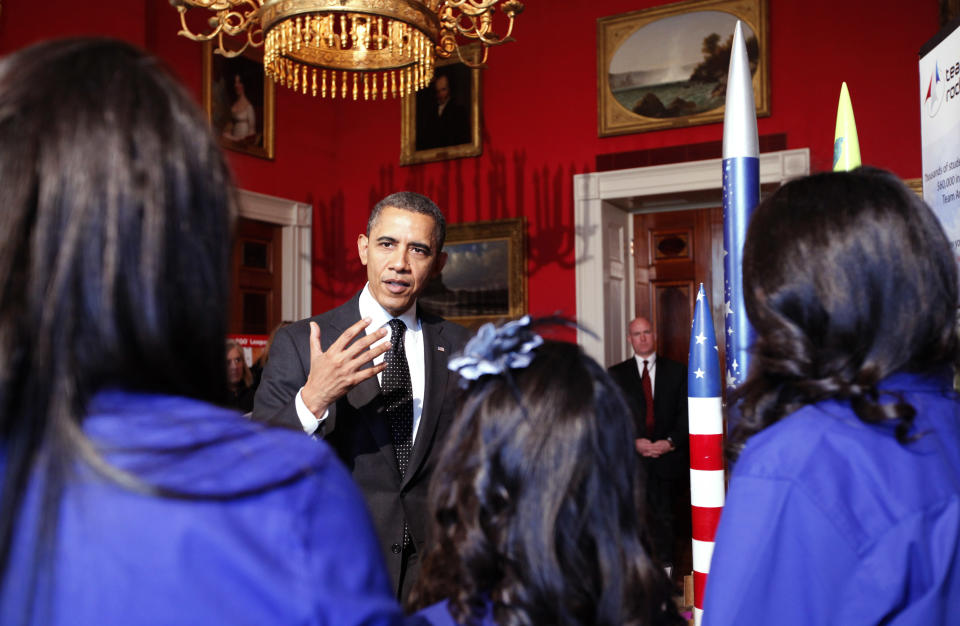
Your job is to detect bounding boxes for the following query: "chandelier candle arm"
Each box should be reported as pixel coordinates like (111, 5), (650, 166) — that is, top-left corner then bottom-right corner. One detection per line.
(172, 0), (523, 99)
(172, 0), (264, 57)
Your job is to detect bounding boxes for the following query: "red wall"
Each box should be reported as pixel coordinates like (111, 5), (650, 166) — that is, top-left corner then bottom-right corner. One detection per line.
(0, 0), (940, 318)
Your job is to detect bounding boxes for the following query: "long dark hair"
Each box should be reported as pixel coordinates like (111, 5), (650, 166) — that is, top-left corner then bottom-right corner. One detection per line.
(410, 338), (680, 625)
(0, 38), (234, 593)
(731, 167), (960, 453)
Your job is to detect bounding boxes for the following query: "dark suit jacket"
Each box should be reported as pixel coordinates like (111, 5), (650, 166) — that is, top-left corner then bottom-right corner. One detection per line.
(608, 355), (689, 478)
(252, 292), (470, 598)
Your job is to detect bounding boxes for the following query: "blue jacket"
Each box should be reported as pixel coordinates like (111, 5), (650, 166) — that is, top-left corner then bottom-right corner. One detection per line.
(1, 391), (403, 625)
(704, 372), (960, 625)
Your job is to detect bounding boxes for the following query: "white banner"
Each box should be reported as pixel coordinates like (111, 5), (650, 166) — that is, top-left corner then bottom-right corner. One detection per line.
(920, 22), (960, 271)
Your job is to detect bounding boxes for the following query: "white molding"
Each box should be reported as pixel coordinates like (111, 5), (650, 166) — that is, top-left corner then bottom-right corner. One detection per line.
(236, 189), (312, 322)
(574, 193), (605, 361)
(574, 148), (810, 365)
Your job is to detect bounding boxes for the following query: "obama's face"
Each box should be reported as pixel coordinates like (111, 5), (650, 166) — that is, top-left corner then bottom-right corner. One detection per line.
(358, 206), (446, 316)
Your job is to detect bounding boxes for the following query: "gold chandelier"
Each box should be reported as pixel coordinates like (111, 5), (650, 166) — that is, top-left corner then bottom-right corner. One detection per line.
(172, 0), (524, 100)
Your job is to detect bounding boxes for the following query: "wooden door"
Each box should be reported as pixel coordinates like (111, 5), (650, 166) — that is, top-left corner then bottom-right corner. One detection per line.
(229, 217), (282, 336)
(633, 207), (723, 364)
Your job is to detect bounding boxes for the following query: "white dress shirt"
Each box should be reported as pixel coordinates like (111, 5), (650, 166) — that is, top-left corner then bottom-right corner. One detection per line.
(295, 284), (427, 439)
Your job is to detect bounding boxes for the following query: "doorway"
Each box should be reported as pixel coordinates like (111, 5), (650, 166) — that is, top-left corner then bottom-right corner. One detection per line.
(573, 148), (811, 367)
(575, 149), (810, 591)
(234, 188), (313, 324)
(632, 205), (721, 587)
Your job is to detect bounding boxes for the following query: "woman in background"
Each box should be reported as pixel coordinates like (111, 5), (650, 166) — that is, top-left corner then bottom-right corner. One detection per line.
(225, 339), (256, 413)
(0, 38), (401, 625)
(703, 168), (960, 625)
(409, 318), (682, 625)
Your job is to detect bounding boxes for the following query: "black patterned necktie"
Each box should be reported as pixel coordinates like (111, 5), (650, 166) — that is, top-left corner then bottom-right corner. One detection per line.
(384, 318), (413, 476)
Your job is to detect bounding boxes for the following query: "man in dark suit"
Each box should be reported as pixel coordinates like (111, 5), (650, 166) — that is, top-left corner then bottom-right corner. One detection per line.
(608, 316), (688, 571)
(253, 192), (470, 604)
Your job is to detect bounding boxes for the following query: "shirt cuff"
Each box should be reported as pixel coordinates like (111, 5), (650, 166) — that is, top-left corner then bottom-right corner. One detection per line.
(294, 388), (327, 436)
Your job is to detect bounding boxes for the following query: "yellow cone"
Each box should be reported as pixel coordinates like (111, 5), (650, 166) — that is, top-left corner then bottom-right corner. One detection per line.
(833, 82), (861, 171)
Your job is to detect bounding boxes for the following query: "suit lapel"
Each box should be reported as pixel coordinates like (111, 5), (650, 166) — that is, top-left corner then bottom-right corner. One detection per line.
(402, 318), (451, 489)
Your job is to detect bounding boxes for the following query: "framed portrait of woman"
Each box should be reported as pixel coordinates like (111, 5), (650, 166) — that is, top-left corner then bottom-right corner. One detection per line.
(202, 42), (276, 160)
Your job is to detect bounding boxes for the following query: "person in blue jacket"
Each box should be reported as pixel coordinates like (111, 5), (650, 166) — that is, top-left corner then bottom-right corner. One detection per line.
(0, 37), (402, 625)
(704, 167), (960, 625)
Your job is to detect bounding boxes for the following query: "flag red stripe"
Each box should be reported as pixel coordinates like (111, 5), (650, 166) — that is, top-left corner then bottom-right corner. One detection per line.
(689, 434), (725, 470)
(691, 505), (723, 542)
(694, 570), (708, 610)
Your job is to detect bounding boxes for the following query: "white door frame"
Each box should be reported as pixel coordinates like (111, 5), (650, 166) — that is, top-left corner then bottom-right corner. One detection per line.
(573, 148), (810, 366)
(236, 189), (313, 322)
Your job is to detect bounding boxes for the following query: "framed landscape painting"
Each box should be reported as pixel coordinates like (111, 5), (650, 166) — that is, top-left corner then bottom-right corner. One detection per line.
(419, 218), (525, 329)
(597, 0), (769, 136)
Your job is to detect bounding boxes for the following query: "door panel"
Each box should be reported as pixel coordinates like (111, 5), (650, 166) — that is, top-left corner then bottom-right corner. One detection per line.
(601, 201), (632, 366)
(654, 281), (694, 363)
(633, 207), (721, 365)
(230, 217), (282, 336)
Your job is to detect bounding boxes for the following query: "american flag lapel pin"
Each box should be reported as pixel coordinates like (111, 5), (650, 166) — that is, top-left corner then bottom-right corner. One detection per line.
(437, 346), (445, 352)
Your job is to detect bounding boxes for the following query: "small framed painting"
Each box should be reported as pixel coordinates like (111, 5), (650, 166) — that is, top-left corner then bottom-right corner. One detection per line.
(203, 41), (276, 159)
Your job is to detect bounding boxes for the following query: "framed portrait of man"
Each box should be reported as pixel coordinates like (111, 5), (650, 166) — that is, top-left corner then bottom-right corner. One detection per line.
(400, 45), (482, 166)
(202, 42), (276, 160)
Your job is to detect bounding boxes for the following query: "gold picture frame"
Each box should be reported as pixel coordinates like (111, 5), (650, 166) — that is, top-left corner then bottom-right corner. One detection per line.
(597, 0), (769, 137)
(419, 218), (526, 329)
(203, 41), (276, 160)
(400, 45), (482, 166)
(905, 177), (923, 197)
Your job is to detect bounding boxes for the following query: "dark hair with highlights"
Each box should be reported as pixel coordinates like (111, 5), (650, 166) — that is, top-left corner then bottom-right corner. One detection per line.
(731, 167), (960, 454)
(409, 335), (681, 626)
(0, 37), (236, 607)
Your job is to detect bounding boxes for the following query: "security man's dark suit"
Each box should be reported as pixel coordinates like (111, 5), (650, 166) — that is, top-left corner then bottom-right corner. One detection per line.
(608, 354), (689, 565)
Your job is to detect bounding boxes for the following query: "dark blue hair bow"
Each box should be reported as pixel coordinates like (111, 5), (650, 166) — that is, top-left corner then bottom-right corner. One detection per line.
(448, 315), (544, 384)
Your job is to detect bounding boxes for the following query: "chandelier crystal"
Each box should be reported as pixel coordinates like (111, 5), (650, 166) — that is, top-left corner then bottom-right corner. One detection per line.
(172, 0), (524, 100)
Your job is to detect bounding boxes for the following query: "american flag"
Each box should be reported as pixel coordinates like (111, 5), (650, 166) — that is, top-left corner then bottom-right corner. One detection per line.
(687, 283), (725, 626)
